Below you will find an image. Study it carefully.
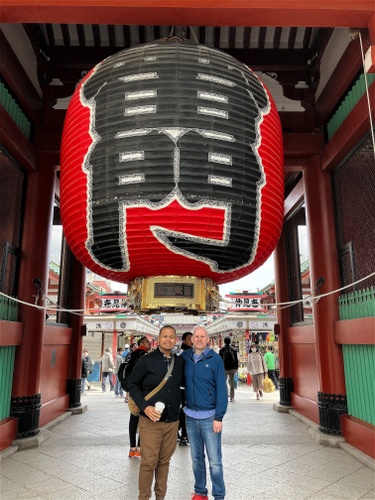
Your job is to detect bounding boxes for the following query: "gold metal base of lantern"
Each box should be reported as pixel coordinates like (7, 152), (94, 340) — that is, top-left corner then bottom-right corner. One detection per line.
(127, 276), (220, 314)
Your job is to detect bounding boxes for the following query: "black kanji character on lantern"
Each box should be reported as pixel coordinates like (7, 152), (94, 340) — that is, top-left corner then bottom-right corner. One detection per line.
(81, 42), (269, 272)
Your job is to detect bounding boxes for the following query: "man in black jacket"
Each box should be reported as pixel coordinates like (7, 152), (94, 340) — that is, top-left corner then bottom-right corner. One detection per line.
(128, 325), (184, 500)
(219, 336), (239, 402)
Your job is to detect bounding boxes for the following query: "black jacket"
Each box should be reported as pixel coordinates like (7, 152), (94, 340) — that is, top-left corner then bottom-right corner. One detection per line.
(118, 346), (149, 391)
(128, 348), (184, 422)
(81, 356), (89, 378)
(219, 345), (239, 370)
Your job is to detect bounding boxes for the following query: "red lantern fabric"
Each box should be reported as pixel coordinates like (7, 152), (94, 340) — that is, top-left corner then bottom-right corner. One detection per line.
(60, 40), (284, 285)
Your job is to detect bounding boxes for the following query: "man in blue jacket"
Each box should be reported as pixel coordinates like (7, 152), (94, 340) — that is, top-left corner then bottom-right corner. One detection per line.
(182, 326), (228, 500)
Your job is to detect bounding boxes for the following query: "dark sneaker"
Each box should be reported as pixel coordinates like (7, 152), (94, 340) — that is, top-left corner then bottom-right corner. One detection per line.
(259, 389), (263, 398)
(179, 438), (189, 446)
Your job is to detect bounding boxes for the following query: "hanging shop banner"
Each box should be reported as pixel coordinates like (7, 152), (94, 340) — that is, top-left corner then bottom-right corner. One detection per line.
(97, 294), (128, 313)
(226, 294), (267, 312)
(60, 40), (284, 289)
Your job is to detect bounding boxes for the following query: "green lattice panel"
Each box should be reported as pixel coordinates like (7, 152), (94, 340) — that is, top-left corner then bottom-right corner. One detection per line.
(342, 344), (375, 425)
(0, 346), (16, 420)
(327, 74), (375, 140)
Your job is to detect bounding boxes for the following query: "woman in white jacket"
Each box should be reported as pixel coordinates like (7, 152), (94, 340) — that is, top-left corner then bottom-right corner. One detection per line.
(246, 344), (268, 400)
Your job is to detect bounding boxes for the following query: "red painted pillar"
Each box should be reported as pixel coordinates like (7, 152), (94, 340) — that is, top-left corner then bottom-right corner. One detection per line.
(112, 329), (118, 356)
(245, 328), (251, 385)
(304, 155), (347, 433)
(11, 161), (55, 437)
(112, 328), (118, 387)
(65, 250), (86, 407)
(274, 228), (293, 405)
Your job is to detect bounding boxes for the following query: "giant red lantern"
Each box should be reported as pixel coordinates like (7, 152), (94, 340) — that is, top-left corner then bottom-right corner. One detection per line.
(60, 40), (284, 312)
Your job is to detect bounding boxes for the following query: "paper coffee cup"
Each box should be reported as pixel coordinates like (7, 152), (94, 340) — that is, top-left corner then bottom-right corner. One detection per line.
(155, 402), (165, 414)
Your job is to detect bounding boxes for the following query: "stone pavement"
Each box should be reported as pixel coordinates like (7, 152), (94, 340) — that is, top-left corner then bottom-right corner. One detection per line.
(1, 383), (374, 500)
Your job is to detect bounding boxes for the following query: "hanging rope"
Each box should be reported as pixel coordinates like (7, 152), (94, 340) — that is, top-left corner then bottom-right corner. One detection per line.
(1, 269), (374, 317)
(358, 31), (375, 158)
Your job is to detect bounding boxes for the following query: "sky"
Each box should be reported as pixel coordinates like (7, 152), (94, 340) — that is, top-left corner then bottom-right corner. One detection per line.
(218, 254), (275, 296)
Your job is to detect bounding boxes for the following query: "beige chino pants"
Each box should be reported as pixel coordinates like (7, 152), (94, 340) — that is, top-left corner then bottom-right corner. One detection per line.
(138, 416), (179, 500)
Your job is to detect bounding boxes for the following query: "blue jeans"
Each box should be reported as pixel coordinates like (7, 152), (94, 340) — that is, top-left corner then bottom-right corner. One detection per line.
(101, 372), (114, 392)
(114, 375), (124, 396)
(186, 415), (225, 500)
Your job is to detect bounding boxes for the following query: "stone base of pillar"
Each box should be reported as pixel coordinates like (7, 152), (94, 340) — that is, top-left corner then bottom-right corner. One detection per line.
(318, 391), (348, 435)
(67, 378), (82, 408)
(279, 377), (294, 406)
(10, 394), (41, 438)
(273, 402), (292, 413)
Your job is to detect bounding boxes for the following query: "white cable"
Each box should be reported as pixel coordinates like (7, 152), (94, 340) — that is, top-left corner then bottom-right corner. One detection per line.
(359, 31), (375, 157)
(1, 270), (374, 315)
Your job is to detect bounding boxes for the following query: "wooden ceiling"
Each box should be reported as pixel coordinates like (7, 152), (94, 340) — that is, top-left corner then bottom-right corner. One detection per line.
(1, 1), (373, 28)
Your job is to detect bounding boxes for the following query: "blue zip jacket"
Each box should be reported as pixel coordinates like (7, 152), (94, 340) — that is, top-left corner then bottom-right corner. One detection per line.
(182, 347), (228, 421)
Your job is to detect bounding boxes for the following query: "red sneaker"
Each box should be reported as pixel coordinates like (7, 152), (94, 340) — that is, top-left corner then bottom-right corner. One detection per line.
(129, 448), (141, 458)
(192, 494), (208, 500)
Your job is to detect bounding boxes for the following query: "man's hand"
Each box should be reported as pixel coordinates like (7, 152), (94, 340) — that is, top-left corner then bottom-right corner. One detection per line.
(144, 405), (162, 422)
(213, 420), (222, 433)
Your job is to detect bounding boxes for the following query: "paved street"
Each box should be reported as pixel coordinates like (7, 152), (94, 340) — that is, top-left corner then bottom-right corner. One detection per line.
(1, 383), (374, 499)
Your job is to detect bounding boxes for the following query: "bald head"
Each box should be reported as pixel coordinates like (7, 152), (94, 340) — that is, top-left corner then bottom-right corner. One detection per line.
(192, 326), (209, 354)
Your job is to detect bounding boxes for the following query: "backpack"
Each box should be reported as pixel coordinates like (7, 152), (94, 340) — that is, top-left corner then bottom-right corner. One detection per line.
(118, 353), (132, 391)
(85, 356), (93, 374)
(118, 350), (146, 392)
(222, 346), (236, 370)
(82, 357), (90, 377)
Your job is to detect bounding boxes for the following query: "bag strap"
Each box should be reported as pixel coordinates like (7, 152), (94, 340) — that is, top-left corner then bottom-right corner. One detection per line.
(144, 355), (176, 402)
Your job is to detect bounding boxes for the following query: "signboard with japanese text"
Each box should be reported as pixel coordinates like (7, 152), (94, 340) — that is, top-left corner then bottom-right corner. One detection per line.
(226, 294), (266, 312)
(250, 320), (273, 330)
(98, 294), (128, 313)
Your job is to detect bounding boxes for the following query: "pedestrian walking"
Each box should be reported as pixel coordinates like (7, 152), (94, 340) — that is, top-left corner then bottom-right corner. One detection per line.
(264, 345), (279, 389)
(114, 347), (124, 398)
(218, 336), (239, 402)
(83, 349), (93, 391)
(100, 348), (114, 392)
(119, 336), (152, 457)
(178, 331), (193, 446)
(246, 343), (268, 400)
(81, 351), (89, 395)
